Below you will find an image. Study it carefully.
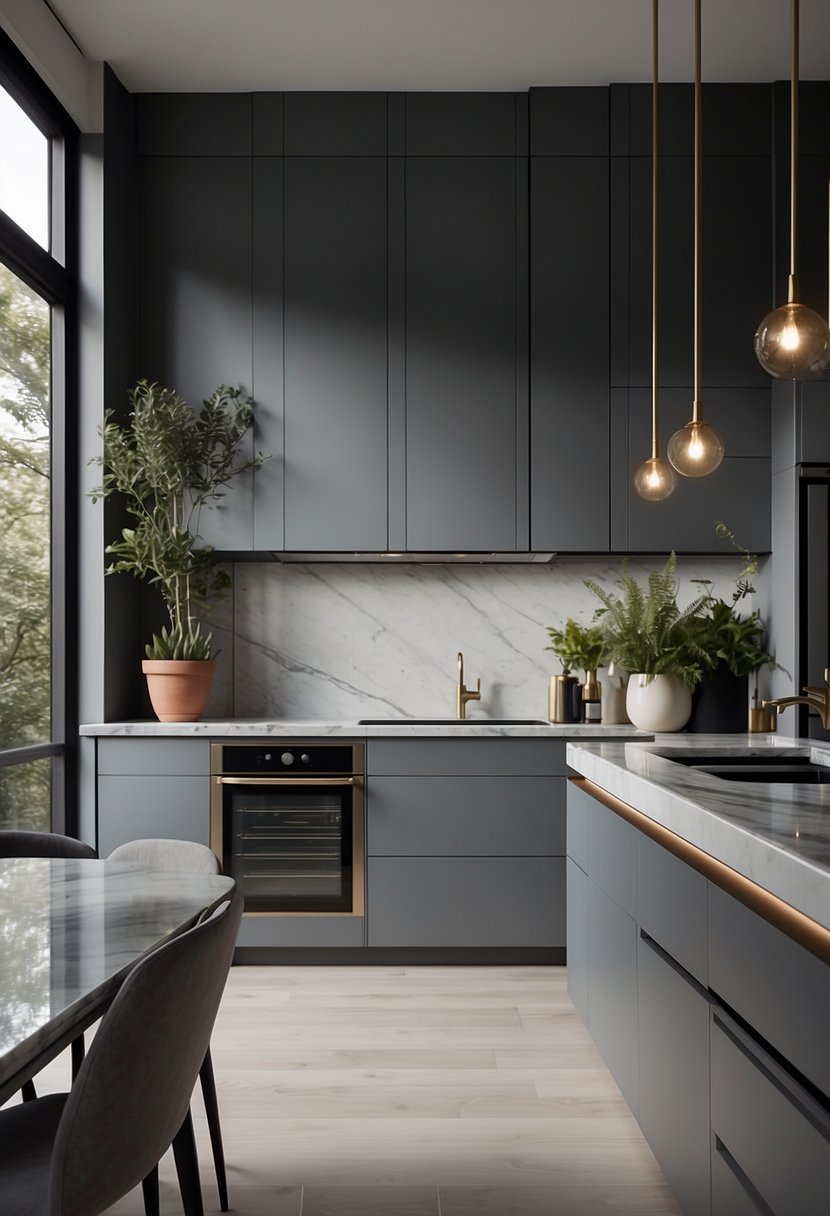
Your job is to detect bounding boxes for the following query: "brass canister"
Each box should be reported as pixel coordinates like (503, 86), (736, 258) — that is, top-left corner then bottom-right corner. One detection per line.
(549, 673), (579, 723)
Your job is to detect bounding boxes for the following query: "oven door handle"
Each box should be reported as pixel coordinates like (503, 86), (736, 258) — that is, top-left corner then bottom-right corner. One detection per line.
(214, 776), (360, 787)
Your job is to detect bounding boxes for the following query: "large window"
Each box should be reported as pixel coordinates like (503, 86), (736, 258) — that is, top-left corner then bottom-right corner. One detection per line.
(0, 34), (77, 832)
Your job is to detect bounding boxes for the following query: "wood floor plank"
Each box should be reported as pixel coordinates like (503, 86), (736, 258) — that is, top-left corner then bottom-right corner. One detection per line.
(9, 964), (680, 1214)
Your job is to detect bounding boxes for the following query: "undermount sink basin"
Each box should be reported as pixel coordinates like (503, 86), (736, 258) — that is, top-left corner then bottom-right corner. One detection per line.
(357, 718), (548, 726)
(656, 749), (830, 783)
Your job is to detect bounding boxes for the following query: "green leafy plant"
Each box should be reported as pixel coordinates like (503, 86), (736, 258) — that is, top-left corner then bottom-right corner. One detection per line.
(585, 553), (707, 691)
(687, 522), (778, 678)
(91, 379), (265, 661)
(545, 619), (608, 675)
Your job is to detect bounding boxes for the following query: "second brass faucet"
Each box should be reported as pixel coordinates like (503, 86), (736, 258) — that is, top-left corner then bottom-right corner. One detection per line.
(456, 651), (481, 720)
(763, 667), (830, 729)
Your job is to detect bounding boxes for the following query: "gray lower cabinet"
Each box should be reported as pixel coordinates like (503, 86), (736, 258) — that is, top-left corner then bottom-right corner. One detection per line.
(586, 875), (638, 1115)
(568, 777), (830, 1216)
(367, 738), (566, 950)
(368, 856), (563, 948)
(96, 738), (210, 856)
(710, 1010), (830, 1216)
(638, 934), (712, 1216)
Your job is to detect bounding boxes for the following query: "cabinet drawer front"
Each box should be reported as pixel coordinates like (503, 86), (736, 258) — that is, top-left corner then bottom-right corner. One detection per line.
(565, 780), (590, 872)
(367, 739), (567, 777)
(97, 776), (210, 856)
(711, 1013), (830, 1216)
(367, 856), (564, 947)
(237, 916), (365, 949)
(712, 1145), (768, 1216)
(98, 738), (209, 777)
(587, 879), (638, 1115)
(709, 884), (830, 1098)
(638, 833), (708, 986)
(587, 795), (637, 917)
(368, 776), (564, 856)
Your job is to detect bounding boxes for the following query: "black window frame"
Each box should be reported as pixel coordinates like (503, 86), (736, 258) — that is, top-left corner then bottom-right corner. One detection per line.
(0, 28), (79, 835)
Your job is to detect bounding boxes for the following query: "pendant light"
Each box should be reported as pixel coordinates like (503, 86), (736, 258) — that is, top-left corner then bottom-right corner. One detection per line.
(667, 0), (725, 478)
(754, 0), (830, 379)
(635, 0), (677, 503)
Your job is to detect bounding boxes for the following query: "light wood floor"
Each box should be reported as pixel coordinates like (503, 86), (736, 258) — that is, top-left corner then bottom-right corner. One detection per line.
(27, 966), (682, 1215)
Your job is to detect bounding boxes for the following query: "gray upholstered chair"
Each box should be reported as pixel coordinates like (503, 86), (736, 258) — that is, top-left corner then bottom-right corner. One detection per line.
(108, 838), (231, 1211)
(0, 886), (242, 1216)
(0, 830), (97, 860)
(0, 831), (98, 1099)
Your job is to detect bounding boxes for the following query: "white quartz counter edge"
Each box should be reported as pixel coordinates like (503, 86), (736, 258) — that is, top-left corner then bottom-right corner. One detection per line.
(566, 734), (830, 932)
(80, 720), (649, 738)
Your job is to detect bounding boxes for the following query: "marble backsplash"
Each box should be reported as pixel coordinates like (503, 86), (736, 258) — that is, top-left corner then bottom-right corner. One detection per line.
(203, 555), (770, 721)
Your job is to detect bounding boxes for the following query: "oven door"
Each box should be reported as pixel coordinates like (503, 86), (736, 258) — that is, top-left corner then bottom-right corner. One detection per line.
(211, 775), (364, 915)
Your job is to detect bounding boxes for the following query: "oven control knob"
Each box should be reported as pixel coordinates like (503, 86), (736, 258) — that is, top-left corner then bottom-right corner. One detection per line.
(300, 754), (311, 765)
(280, 751), (295, 766)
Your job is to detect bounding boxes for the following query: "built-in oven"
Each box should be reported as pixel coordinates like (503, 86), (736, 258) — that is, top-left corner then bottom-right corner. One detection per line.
(209, 742), (364, 915)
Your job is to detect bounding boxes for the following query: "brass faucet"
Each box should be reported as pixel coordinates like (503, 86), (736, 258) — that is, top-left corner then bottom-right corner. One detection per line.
(763, 667), (830, 730)
(456, 651), (481, 720)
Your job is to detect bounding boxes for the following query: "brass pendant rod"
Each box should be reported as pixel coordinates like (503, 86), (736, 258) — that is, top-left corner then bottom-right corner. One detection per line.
(692, 0), (702, 424)
(651, 0), (660, 459)
(788, 0), (799, 299)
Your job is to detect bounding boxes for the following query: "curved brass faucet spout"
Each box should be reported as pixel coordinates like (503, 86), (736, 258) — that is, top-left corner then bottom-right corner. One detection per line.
(456, 651), (481, 720)
(764, 668), (830, 730)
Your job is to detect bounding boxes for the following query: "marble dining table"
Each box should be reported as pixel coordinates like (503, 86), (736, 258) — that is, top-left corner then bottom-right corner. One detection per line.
(0, 856), (235, 1106)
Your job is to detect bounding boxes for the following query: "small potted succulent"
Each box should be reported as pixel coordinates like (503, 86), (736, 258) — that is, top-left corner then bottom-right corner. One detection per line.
(92, 379), (264, 721)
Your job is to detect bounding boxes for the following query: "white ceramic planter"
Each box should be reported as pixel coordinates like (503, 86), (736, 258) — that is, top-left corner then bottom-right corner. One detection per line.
(625, 672), (692, 732)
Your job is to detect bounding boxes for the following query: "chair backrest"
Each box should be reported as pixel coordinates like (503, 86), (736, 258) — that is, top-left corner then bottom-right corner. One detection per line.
(49, 886), (242, 1216)
(108, 838), (219, 874)
(0, 830), (97, 860)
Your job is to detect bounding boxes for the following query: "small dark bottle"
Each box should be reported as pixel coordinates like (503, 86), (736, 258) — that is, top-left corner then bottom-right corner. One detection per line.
(581, 671), (602, 723)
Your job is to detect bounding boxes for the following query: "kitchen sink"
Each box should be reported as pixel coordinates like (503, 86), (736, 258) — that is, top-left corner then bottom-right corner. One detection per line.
(357, 718), (548, 726)
(655, 749), (830, 783)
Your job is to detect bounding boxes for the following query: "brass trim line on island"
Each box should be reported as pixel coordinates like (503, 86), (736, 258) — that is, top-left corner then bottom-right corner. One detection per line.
(569, 776), (830, 966)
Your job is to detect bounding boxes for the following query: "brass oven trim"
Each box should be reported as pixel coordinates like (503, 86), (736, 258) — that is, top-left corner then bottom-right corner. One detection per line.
(209, 741), (365, 918)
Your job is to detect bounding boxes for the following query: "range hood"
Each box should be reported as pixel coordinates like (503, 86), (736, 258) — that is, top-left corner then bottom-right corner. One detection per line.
(272, 551), (557, 564)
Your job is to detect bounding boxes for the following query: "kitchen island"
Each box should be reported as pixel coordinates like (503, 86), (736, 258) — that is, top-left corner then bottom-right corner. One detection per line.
(565, 735), (830, 1216)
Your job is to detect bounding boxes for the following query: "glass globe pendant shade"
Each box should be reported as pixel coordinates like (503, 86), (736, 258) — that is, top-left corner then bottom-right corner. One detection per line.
(667, 419), (725, 478)
(633, 455), (677, 502)
(754, 301), (830, 380)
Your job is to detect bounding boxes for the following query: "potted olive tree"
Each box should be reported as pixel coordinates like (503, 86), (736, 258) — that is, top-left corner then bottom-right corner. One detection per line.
(92, 379), (263, 722)
(585, 554), (706, 732)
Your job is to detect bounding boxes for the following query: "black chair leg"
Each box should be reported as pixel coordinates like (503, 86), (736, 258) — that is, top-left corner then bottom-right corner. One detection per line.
(70, 1033), (85, 1081)
(173, 1108), (205, 1216)
(141, 1164), (160, 1216)
(199, 1046), (229, 1211)
(21, 1079), (37, 1102)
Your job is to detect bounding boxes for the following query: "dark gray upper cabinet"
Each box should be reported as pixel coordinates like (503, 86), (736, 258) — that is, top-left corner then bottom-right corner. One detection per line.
(282, 155), (388, 550)
(404, 153), (523, 551)
(610, 83), (773, 554)
(621, 386), (771, 553)
(139, 152), (255, 550)
(400, 93), (526, 552)
(530, 87), (610, 551)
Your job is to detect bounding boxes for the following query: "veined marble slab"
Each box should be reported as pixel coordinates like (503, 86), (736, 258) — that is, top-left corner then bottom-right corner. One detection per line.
(80, 720), (650, 739)
(566, 733), (830, 931)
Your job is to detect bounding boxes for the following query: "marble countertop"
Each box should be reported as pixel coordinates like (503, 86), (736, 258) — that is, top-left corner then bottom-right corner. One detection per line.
(566, 733), (830, 931)
(80, 719), (650, 738)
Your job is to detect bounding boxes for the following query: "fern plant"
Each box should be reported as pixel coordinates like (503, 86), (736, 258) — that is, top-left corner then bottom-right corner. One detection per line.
(91, 380), (264, 661)
(585, 553), (707, 691)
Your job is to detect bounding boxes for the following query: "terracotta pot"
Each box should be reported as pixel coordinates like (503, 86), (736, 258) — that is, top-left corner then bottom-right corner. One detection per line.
(625, 673), (692, 733)
(142, 659), (216, 723)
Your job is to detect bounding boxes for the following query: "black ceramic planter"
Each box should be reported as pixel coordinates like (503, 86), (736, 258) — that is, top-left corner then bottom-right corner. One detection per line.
(687, 665), (748, 733)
